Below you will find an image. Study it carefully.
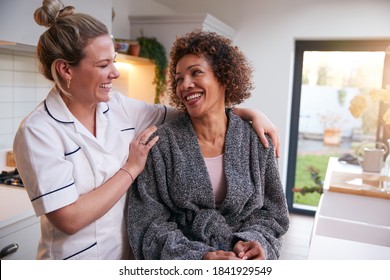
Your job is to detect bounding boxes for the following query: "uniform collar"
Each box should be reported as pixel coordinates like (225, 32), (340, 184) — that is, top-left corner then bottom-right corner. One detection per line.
(44, 87), (110, 124)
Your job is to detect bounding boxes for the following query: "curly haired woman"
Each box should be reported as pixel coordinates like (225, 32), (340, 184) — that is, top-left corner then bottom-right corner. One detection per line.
(127, 30), (289, 260)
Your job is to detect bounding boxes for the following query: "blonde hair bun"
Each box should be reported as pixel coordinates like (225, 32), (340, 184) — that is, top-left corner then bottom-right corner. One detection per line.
(34, 0), (74, 27)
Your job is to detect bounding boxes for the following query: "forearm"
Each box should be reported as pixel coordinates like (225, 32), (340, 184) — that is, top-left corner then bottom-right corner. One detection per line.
(165, 106), (182, 123)
(232, 107), (256, 120)
(46, 167), (134, 235)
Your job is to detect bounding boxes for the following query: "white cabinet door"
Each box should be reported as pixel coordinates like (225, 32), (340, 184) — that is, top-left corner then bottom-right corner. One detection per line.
(0, 215), (40, 260)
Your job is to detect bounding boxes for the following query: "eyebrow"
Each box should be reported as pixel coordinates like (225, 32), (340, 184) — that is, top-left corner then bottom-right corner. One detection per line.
(95, 52), (118, 64)
(175, 63), (203, 75)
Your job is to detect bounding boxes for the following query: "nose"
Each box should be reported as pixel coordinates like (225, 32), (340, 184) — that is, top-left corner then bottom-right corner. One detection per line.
(180, 75), (194, 90)
(110, 64), (120, 79)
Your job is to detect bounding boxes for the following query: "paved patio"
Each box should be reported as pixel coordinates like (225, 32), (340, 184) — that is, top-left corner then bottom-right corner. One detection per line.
(297, 137), (354, 156)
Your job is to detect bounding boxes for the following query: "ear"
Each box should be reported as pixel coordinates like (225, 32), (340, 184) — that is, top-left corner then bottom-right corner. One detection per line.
(55, 59), (72, 81)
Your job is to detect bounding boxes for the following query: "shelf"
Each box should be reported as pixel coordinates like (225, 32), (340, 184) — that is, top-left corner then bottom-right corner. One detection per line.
(113, 53), (156, 104)
(116, 53), (153, 65)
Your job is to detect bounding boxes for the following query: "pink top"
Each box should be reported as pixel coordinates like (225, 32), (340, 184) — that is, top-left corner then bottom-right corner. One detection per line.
(204, 154), (227, 208)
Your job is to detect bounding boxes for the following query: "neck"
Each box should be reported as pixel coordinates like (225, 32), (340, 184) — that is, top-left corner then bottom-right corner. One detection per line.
(62, 94), (97, 136)
(191, 110), (227, 157)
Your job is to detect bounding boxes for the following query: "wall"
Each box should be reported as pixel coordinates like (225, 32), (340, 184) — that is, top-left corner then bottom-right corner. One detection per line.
(0, 49), (52, 151)
(299, 86), (361, 136)
(129, 14), (236, 55)
(112, 0), (175, 40)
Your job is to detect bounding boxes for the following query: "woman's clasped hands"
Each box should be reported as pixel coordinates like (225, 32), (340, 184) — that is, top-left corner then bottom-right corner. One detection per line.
(203, 241), (266, 260)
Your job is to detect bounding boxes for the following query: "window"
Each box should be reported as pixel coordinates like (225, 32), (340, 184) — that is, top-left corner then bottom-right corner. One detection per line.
(287, 40), (390, 216)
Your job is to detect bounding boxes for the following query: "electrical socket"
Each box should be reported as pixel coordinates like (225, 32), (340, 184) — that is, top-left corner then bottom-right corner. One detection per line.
(6, 151), (16, 167)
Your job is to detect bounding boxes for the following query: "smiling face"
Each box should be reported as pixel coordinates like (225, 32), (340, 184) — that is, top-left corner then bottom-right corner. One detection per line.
(175, 54), (226, 118)
(67, 35), (119, 106)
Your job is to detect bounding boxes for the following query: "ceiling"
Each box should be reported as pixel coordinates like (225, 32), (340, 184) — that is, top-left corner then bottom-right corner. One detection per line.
(153, 0), (248, 30)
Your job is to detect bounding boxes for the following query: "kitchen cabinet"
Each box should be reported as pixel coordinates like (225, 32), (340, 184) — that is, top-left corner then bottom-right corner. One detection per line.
(308, 157), (390, 259)
(0, 186), (40, 260)
(0, 0), (112, 46)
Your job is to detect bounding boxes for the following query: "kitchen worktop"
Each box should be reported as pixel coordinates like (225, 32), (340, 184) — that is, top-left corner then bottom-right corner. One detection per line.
(0, 185), (35, 228)
(0, 148), (35, 228)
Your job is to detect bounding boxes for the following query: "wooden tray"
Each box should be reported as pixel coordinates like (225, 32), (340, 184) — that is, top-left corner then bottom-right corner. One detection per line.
(329, 171), (390, 199)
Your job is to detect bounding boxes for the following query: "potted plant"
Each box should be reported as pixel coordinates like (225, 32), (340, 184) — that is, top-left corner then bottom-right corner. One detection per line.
(137, 36), (168, 104)
(318, 112), (342, 146)
(292, 165), (323, 196)
(349, 87), (390, 142)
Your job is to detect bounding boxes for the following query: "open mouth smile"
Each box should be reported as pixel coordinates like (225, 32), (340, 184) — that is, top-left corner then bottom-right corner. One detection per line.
(185, 92), (203, 102)
(99, 83), (112, 89)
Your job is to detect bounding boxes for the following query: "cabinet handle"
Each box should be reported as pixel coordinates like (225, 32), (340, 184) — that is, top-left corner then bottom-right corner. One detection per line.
(0, 243), (19, 258)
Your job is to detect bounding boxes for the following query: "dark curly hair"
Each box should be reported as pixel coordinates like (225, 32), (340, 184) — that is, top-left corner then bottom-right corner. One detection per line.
(168, 30), (254, 110)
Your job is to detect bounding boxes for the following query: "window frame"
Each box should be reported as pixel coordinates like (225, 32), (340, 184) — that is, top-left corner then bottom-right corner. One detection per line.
(286, 39), (390, 216)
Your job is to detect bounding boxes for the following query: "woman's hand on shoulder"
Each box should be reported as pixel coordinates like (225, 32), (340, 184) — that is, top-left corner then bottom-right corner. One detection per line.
(250, 111), (280, 158)
(233, 108), (280, 157)
(125, 126), (159, 177)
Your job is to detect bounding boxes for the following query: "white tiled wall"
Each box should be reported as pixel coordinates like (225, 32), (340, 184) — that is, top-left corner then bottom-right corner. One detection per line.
(0, 49), (53, 150)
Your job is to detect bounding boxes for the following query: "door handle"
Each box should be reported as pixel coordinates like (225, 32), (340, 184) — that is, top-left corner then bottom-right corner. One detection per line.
(0, 243), (19, 258)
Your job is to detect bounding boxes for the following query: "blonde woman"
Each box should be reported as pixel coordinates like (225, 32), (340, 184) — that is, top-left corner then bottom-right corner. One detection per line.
(14, 0), (280, 260)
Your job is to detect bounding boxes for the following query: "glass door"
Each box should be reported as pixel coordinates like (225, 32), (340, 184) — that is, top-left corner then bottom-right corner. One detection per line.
(286, 40), (390, 216)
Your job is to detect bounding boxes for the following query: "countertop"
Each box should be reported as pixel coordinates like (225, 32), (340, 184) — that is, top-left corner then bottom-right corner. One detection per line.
(308, 157), (390, 259)
(0, 185), (36, 229)
(0, 149), (36, 228)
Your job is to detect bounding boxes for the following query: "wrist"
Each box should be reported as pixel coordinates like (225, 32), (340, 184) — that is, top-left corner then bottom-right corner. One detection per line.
(202, 252), (211, 260)
(120, 166), (135, 182)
